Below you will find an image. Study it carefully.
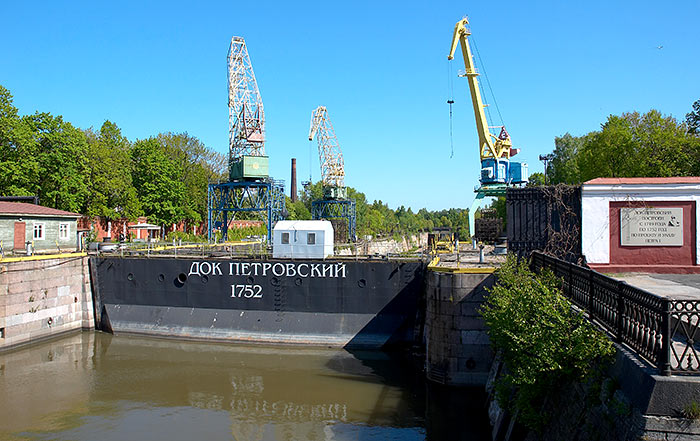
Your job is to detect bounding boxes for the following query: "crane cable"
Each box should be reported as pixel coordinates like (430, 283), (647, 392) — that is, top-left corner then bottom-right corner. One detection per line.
(447, 60), (455, 158)
(471, 35), (504, 129)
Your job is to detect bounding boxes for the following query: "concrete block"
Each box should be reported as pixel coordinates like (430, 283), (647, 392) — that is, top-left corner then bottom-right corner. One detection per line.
(436, 273), (453, 289)
(6, 302), (33, 316)
(8, 281), (33, 296)
(461, 302), (483, 316)
(449, 371), (490, 387)
(461, 330), (491, 345)
(57, 285), (71, 297)
(456, 344), (494, 361)
(6, 293), (31, 306)
(453, 315), (486, 330)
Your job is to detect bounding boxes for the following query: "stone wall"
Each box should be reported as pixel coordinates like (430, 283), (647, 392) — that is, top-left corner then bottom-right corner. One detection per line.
(0, 256), (93, 349)
(425, 270), (495, 386)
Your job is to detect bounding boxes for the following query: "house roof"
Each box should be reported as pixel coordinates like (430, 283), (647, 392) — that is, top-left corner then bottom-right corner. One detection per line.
(127, 223), (161, 230)
(585, 177), (700, 185)
(0, 201), (80, 218)
(274, 220), (334, 232)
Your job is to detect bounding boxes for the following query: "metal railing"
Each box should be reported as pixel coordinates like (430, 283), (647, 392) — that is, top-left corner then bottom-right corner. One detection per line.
(531, 251), (700, 376)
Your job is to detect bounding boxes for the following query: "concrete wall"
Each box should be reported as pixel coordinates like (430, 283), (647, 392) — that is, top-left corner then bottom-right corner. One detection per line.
(0, 256), (93, 349)
(582, 181), (700, 265)
(424, 270), (495, 386)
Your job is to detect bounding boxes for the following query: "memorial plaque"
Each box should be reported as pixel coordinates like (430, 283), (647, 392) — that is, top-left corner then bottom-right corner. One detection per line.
(620, 207), (683, 246)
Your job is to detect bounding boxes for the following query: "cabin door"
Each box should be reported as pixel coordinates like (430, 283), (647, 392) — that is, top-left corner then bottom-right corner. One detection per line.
(14, 222), (26, 250)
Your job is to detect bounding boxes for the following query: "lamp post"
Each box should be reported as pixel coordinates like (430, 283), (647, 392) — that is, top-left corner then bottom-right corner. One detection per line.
(539, 154), (554, 185)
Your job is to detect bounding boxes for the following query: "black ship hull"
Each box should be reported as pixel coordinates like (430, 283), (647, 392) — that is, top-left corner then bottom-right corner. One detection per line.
(90, 257), (425, 348)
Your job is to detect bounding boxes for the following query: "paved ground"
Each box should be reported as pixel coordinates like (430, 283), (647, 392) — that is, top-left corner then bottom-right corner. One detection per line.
(612, 273), (700, 299)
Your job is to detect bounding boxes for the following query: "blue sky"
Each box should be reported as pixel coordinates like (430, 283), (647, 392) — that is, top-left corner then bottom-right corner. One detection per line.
(2, 0), (698, 211)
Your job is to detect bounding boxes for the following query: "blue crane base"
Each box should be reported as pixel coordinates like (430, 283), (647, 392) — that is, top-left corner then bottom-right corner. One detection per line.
(208, 180), (285, 242)
(312, 199), (357, 243)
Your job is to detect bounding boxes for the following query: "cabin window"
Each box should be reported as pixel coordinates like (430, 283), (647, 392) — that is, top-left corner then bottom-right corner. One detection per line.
(307, 232), (316, 245)
(59, 223), (70, 240)
(33, 223), (45, 240)
(281, 232), (290, 244)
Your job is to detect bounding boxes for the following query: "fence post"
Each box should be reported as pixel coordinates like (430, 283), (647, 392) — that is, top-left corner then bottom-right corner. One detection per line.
(587, 268), (594, 318)
(659, 298), (672, 376)
(616, 281), (626, 342)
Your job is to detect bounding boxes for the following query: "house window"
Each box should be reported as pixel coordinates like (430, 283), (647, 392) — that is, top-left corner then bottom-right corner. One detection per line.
(307, 232), (316, 245)
(33, 223), (45, 240)
(59, 223), (70, 240)
(281, 232), (290, 244)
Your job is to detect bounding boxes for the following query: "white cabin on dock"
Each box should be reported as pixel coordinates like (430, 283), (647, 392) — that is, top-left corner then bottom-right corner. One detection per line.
(272, 220), (334, 259)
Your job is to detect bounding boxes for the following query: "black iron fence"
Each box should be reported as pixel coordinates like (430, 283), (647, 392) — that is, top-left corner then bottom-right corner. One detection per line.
(531, 251), (700, 376)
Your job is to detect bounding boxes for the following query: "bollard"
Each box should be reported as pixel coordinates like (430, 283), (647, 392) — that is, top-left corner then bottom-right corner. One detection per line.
(479, 243), (485, 264)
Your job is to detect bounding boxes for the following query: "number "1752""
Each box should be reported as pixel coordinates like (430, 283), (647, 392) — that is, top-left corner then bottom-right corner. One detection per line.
(231, 284), (263, 298)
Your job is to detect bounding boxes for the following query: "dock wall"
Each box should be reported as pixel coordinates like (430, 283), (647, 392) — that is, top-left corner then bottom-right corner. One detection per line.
(425, 270), (495, 386)
(0, 256), (93, 350)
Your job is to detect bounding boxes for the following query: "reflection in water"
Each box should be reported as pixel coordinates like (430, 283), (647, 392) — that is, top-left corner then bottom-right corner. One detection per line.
(0, 332), (490, 441)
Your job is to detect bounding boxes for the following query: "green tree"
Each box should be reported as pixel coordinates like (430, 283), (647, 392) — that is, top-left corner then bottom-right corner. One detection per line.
(23, 113), (90, 212)
(481, 256), (614, 431)
(548, 133), (586, 184)
(131, 137), (187, 226)
(687, 99), (700, 136)
(84, 121), (140, 219)
(155, 132), (226, 225)
(526, 172), (545, 186)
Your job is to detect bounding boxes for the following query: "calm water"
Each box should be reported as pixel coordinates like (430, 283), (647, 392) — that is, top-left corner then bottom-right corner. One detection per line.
(0, 332), (490, 441)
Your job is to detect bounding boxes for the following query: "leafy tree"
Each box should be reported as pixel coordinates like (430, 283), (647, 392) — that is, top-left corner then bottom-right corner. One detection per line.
(22, 113), (90, 212)
(526, 172), (545, 187)
(131, 137), (187, 226)
(285, 197), (311, 220)
(155, 132), (226, 225)
(481, 255), (614, 431)
(545, 109), (699, 183)
(687, 99), (700, 136)
(84, 121), (140, 219)
(548, 133), (586, 184)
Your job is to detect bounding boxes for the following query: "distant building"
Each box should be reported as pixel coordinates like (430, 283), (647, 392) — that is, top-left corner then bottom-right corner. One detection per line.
(582, 177), (700, 273)
(0, 202), (80, 254)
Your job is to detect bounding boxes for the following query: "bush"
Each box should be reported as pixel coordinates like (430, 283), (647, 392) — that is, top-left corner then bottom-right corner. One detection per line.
(165, 231), (207, 243)
(480, 254), (614, 431)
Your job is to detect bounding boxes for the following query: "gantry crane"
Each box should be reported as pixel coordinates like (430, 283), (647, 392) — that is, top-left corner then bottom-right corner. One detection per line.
(448, 17), (528, 242)
(308, 106), (356, 242)
(308, 106), (346, 200)
(227, 36), (268, 181)
(208, 36), (285, 242)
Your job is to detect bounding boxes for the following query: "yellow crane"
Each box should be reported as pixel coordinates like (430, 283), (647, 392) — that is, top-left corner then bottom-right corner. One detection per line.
(448, 17), (528, 243)
(449, 18), (513, 165)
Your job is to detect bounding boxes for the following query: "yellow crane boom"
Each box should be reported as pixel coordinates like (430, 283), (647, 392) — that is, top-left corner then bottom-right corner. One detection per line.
(448, 18), (513, 163)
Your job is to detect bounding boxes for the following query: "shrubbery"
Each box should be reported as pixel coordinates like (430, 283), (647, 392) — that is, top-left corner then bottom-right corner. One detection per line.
(481, 255), (614, 431)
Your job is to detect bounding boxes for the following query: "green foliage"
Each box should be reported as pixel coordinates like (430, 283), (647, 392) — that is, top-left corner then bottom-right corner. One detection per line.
(84, 121), (140, 220)
(546, 107), (700, 184)
(165, 231), (207, 243)
(298, 180), (471, 240)
(687, 99), (700, 136)
(682, 401), (700, 420)
(131, 137), (187, 226)
(481, 255), (614, 431)
(225, 225), (267, 241)
(526, 172), (545, 187)
(285, 197), (311, 220)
